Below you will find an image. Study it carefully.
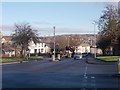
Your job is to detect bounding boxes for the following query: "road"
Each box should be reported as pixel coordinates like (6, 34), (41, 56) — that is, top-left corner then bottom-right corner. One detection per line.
(2, 57), (120, 89)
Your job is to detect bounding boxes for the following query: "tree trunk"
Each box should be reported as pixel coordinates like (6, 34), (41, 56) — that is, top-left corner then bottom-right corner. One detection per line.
(21, 47), (24, 58)
(113, 44), (119, 55)
(15, 46), (17, 57)
(102, 49), (106, 56)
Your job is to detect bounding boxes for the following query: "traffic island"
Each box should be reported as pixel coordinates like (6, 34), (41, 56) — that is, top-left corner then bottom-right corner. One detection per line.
(50, 59), (60, 62)
(86, 60), (97, 64)
(50, 54), (61, 62)
(87, 61), (96, 64)
(86, 58), (99, 64)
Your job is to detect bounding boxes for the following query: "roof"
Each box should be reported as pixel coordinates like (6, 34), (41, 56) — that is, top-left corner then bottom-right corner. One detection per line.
(2, 36), (12, 42)
(79, 43), (90, 46)
(2, 45), (15, 51)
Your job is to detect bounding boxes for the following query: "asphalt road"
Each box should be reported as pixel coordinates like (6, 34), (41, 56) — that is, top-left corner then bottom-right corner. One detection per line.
(2, 57), (120, 89)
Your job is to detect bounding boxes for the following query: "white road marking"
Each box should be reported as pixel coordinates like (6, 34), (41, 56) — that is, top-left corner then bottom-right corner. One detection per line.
(84, 63), (88, 77)
(82, 62), (88, 88)
(82, 61), (96, 88)
(91, 76), (95, 79)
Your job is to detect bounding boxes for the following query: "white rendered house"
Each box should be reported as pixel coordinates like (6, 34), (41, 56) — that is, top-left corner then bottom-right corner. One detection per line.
(75, 43), (90, 53)
(28, 41), (51, 54)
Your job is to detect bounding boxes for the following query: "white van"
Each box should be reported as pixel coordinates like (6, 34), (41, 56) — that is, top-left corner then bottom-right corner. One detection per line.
(74, 52), (82, 60)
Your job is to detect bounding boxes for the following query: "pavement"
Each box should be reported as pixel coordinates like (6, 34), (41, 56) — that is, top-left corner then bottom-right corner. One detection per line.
(2, 57), (120, 89)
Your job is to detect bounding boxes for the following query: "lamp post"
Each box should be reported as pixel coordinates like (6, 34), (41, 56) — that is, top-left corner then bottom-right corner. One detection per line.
(92, 21), (96, 58)
(53, 26), (56, 60)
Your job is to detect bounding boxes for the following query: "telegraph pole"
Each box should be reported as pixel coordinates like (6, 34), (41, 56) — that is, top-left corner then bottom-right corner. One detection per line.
(53, 26), (56, 60)
(92, 21), (96, 58)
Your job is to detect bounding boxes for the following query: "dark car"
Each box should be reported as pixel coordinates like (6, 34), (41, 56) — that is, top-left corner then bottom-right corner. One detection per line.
(82, 53), (88, 57)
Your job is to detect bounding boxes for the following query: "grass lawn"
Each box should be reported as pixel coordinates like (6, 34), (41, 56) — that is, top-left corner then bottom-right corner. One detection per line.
(96, 56), (120, 62)
(0, 56), (44, 63)
(28, 56), (43, 60)
(0, 57), (24, 63)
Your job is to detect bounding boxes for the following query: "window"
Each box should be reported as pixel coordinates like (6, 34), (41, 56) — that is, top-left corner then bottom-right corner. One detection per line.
(41, 49), (43, 53)
(41, 43), (43, 47)
(34, 49), (37, 54)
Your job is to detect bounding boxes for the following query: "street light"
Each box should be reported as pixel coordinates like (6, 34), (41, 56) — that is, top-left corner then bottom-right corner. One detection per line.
(53, 26), (56, 60)
(92, 21), (97, 58)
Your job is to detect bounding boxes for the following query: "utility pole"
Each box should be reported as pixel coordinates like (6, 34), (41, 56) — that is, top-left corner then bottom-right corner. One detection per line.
(53, 26), (56, 60)
(92, 21), (96, 58)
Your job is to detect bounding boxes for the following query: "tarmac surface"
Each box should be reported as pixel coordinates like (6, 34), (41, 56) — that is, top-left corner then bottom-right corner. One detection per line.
(2, 56), (120, 89)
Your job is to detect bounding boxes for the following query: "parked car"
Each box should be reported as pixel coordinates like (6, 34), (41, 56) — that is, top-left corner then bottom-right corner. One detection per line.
(74, 52), (82, 60)
(82, 53), (88, 57)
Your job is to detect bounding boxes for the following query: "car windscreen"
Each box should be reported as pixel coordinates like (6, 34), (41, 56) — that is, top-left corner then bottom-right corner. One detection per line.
(75, 53), (81, 55)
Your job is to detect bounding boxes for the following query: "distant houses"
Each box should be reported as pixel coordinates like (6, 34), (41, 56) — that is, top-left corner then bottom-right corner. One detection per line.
(1, 34), (51, 57)
(1, 33), (103, 57)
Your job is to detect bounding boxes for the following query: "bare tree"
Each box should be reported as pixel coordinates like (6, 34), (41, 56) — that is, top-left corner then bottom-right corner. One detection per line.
(55, 35), (68, 51)
(55, 35), (80, 52)
(12, 23), (40, 57)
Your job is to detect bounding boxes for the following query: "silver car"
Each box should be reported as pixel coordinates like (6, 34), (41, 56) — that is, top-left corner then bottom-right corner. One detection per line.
(74, 52), (82, 60)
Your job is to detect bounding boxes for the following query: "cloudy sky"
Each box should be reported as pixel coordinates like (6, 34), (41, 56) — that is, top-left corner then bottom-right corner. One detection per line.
(0, 0), (119, 36)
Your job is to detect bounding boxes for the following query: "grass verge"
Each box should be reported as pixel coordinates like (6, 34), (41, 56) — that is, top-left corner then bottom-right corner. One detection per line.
(28, 56), (43, 60)
(0, 56), (43, 63)
(0, 57), (24, 63)
(96, 56), (120, 62)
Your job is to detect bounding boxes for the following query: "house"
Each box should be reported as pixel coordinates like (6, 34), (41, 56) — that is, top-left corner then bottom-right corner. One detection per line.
(75, 43), (91, 53)
(28, 40), (51, 55)
(75, 42), (103, 55)
(1, 35), (16, 57)
(1, 34), (51, 56)
(2, 36), (12, 44)
(90, 46), (102, 55)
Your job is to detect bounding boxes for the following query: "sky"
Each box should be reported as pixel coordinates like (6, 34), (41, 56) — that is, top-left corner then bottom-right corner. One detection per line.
(0, 1), (119, 36)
